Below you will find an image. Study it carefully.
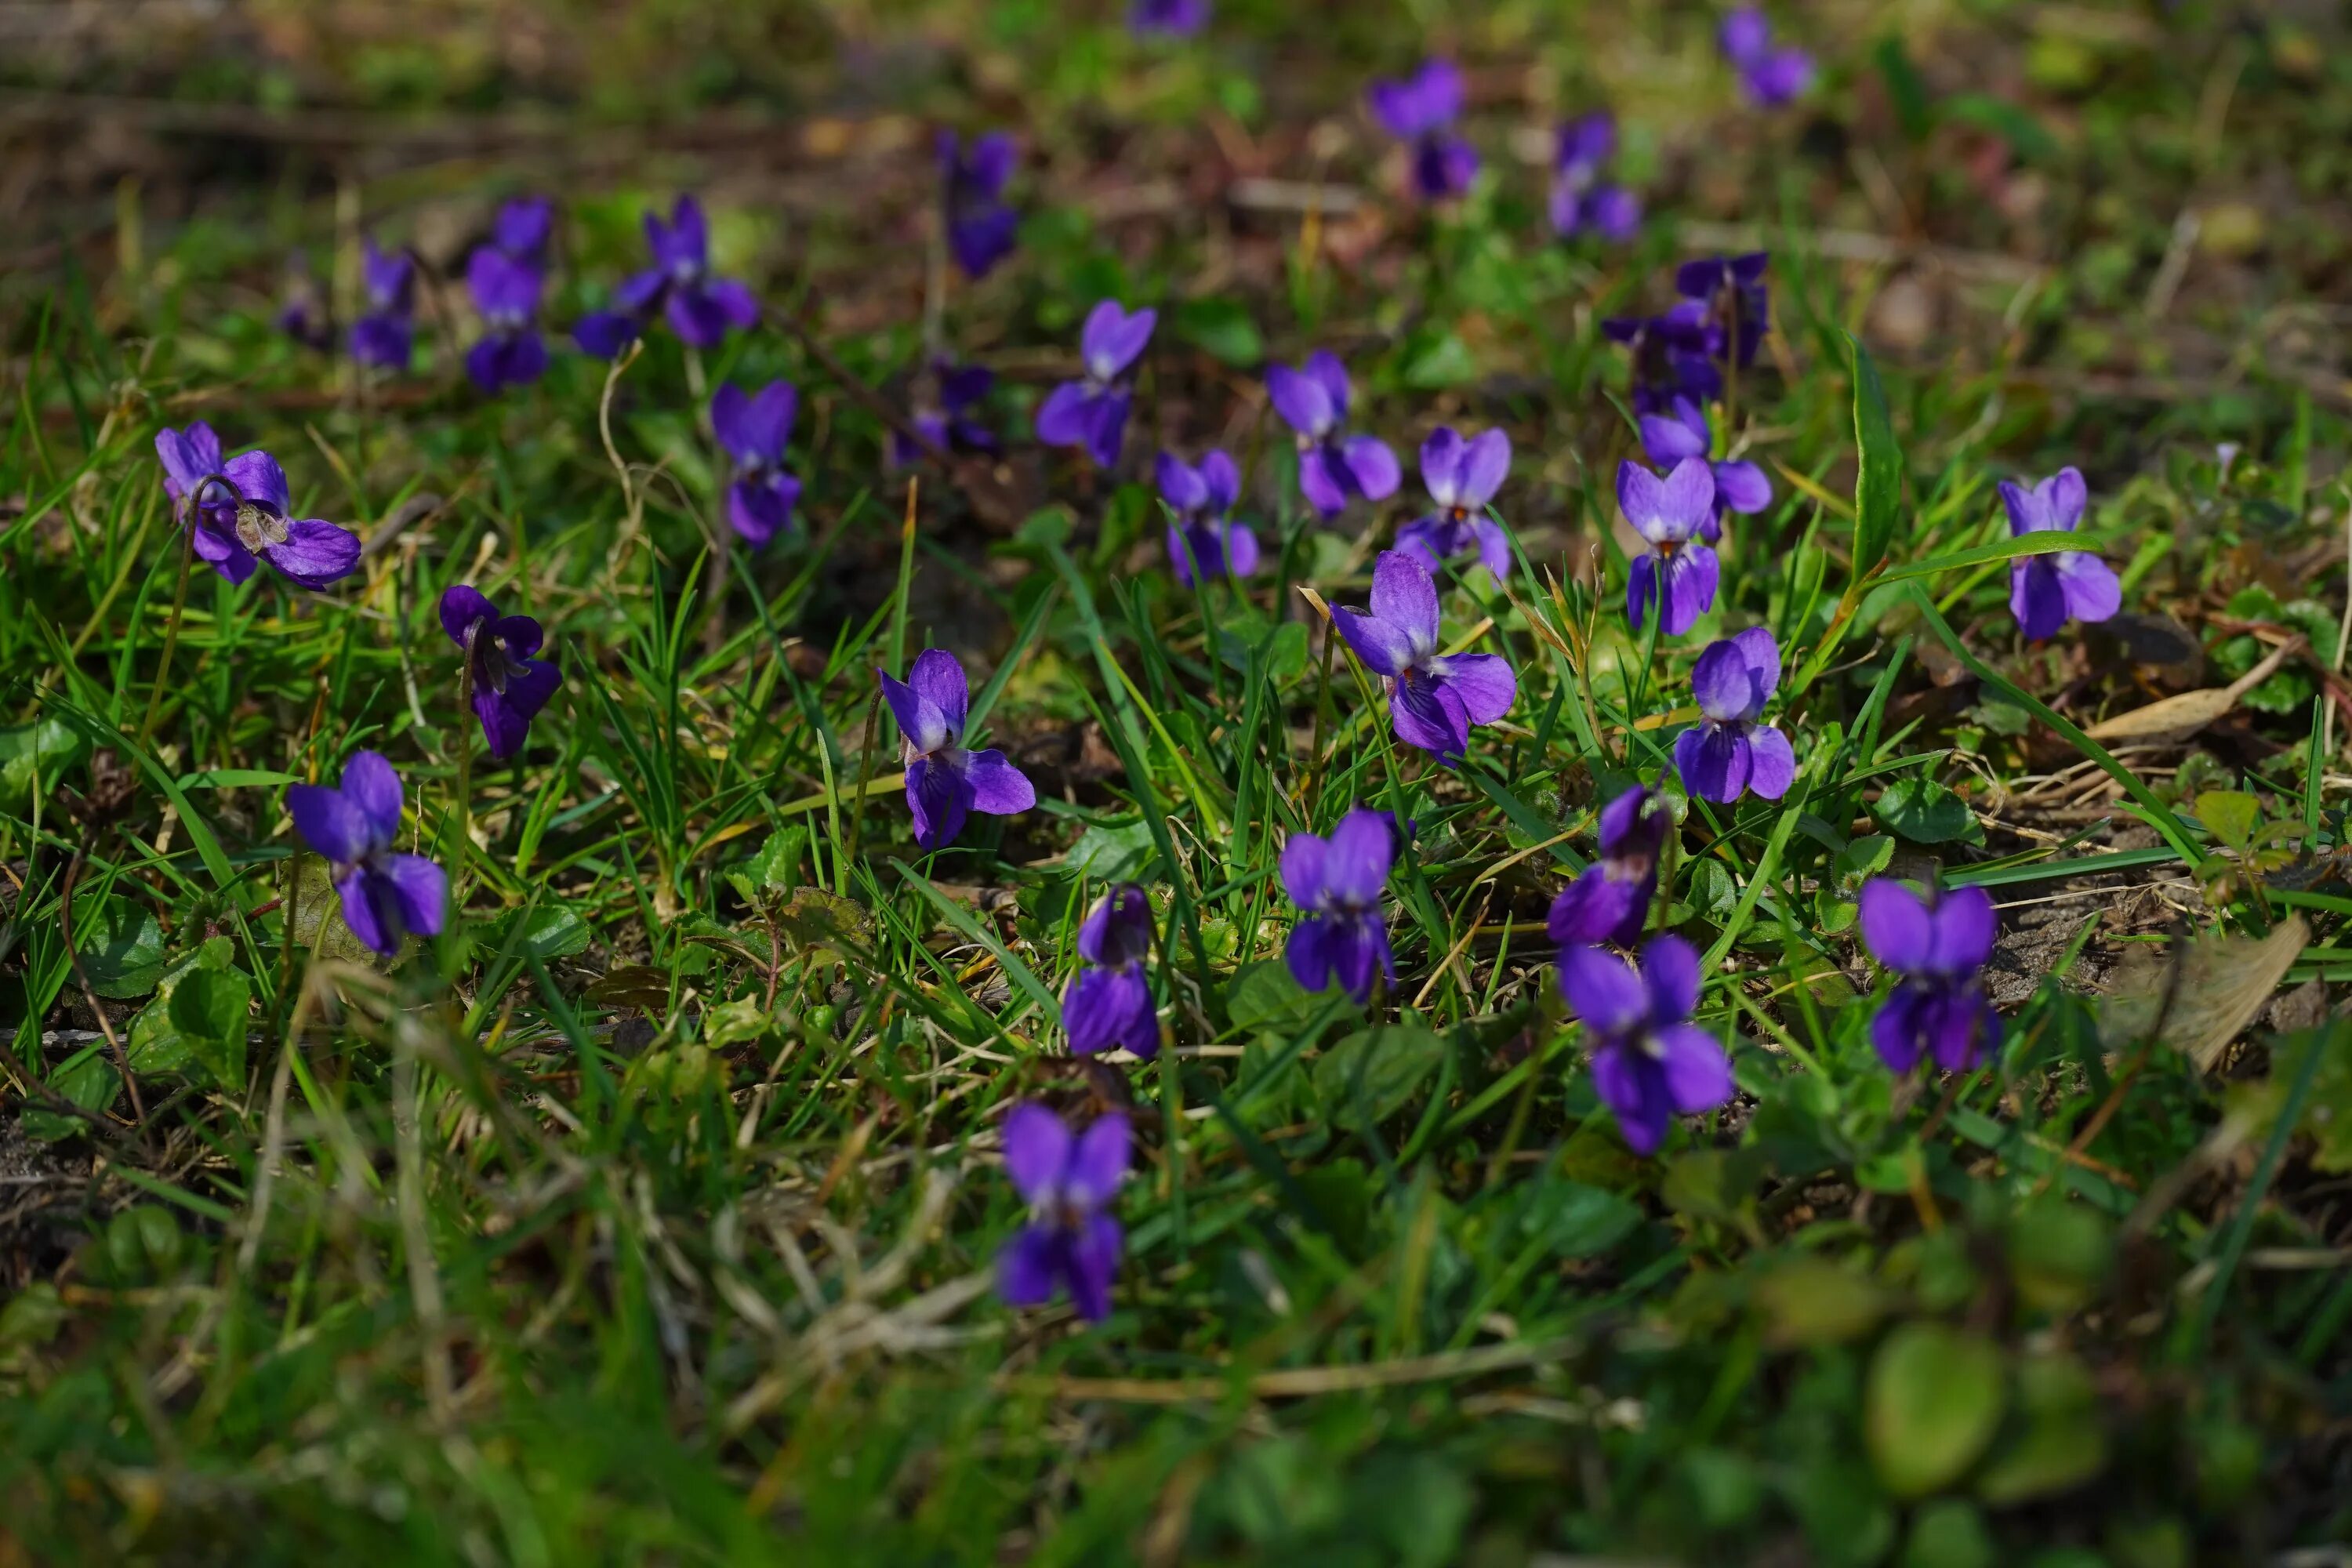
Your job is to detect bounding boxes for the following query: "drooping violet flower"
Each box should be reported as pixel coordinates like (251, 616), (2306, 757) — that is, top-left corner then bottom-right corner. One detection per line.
(1036, 299), (1155, 469)
(154, 424), (361, 590)
(1560, 935), (1733, 1156)
(1675, 627), (1796, 804)
(998, 1103), (1127, 1322)
(939, 131), (1018, 281)
(1157, 449), (1258, 586)
(1368, 59), (1479, 202)
(1548, 785), (1670, 949)
(711, 381), (802, 546)
(464, 248), (550, 394)
(1639, 396), (1771, 543)
(1062, 884), (1158, 1058)
(492, 196), (554, 265)
(1676, 252), (1771, 371)
(275, 256), (333, 351)
(1283, 807), (1396, 1003)
(1621, 457), (1721, 637)
(349, 240), (416, 371)
(2002, 467), (2120, 641)
(1395, 426), (1512, 578)
(1269, 352), (1399, 517)
(438, 586), (563, 762)
(574, 195), (757, 357)
(1130, 0), (1207, 37)
(891, 358), (999, 469)
(1551, 113), (1641, 241)
(1334, 551), (1517, 768)
(286, 751), (447, 959)
(1603, 310), (1723, 416)
(1857, 880), (2002, 1076)
(878, 649), (1036, 851)
(1721, 7), (1815, 108)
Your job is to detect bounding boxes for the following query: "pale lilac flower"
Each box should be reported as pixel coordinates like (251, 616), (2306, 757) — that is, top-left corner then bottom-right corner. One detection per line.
(1333, 551), (1516, 768)
(439, 586), (562, 762)
(1369, 59), (1478, 201)
(286, 752), (447, 959)
(1620, 457), (1721, 636)
(711, 381), (802, 546)
(998, 1103), (1127, 1322)
(1857, 880), (2002, 1075)
(349, 240), (415, 370)
(1551, 113), (1641, 241)
(574, 195), (757, 356)
(1036, 300), (1156, 470)
(464, 249), (550, 394)
(1157, 449), (1258, 586)
(1268, 352), (1399, 517)
(1722, 7), (1815, 107)
(154, 423), (361, 590)
(1062, 885), (1157, 1058)
(1395, 426), (1512, 578)
(1283, 808), (1396, 1003)
(1561, 935), (1733, 1155)
(1675, 627), (1795, 804)
(2002, 467), (2120, 641)
(1639, 396), (1772, 543)
(1548, 785), (1668, 949)
(878, 649), (1036, 851)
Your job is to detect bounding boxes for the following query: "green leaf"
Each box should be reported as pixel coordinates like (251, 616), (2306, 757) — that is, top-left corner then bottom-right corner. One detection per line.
(2194, 789), (2261, 853)
(1226, 958), (1319, 1033)
(1513, 1177), (1642, 1258)
(1356, 1451), (1474, 1568)
(1755, 1258), (1891, 1348)
(126, 937), (236, 1075)
(280, 853), (386, 967)
(1172, 296), (1265, 368)
(702, 996), (774, 1050)
(771, 886), (874, 956)
(0, 717), (91, 815)
(165, 966), (252, 1087)
(1973, 1353), (2107, 1504)
(1849, 335), (1902, 583)
(1396, 324), (1479, 390)
(1872, 777), (1980, 844)
(1312, 1024), (1444, 1127)
(24, 1051), (115, 1142)
(1065, 817), (1159, 882)
(725, 826), (808, 904)
(74, 897), (166, 998)
(2007, 1203), (2112, 1315)
(1866, 1323), (2009, 1498)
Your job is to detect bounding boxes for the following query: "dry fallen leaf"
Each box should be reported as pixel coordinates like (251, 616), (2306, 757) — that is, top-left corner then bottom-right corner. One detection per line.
(2100, 915), (2308, 1070)
(2085, 642), (2294, 743)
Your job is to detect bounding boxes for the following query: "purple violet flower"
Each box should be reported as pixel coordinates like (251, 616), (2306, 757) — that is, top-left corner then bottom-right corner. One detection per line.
(1130, 0), (1208, 37)
(1395, 426), (1512, 578)
(1062, 884), (1158, 1058)
(1548, 785), (1669, 949)
(1675, 627), (1796, 804)
(275, 256), (333, 351)
(1721, 7), (1815, 108)
(1368, 59), (1479, 202)
(878, 649), (1036, 852)
(1621, 457), (1721, 637)
(998, 1102), (1127, 1322)
(464, 248), (550, 394)
(1036, 299), (1156, 470)
(154, 423), (361, 590)
(286, 751), (447, 960)
(939, 132), (1019, 281)
(349, 240), (416, 371)
(891, 359), (999, 469)
(574, 196), (757, 357)
(493, 196), (554, 265)
(1676, 252), (1771, 370)
(1283, 807), (1397, 1003)
(439, 586), (563, 763)
(1334, 551), (1517, 768)
(1857, 880), (2002, 1075)
(1551, 113), (1641, 241)
(711, 381), (803, 546)
(2002, 467), (2120, 641)
(1269, 352), (1400, 518)
(1603, 310), (1724, 416)
(1561, 935), (1733, 1155)
(1638, 396), (1772, 544)
(1157, 449), (1258, 586)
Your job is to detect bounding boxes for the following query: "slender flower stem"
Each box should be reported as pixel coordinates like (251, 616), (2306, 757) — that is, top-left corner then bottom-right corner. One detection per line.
(138, 524), (195, 748)
(450, 630), (476, 902)
(839, 685), (885, 898)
